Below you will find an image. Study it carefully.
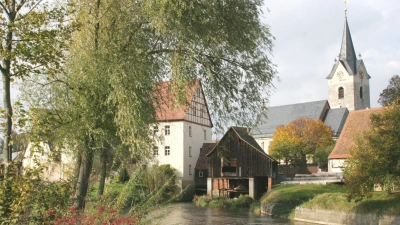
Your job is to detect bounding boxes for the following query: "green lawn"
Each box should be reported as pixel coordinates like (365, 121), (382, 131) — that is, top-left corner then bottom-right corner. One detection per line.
(261, 184), (400, 216)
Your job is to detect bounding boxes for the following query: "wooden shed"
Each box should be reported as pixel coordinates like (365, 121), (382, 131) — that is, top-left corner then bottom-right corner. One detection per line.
(205, 127), (277, 200)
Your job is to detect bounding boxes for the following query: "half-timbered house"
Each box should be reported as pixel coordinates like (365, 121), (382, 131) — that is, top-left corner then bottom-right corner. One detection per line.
(206, 127), (277, 200)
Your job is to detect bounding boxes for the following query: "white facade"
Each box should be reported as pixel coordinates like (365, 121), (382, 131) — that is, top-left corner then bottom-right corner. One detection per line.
(254, 137), (273, 154)
(328, 158), (346, 173)
(22, 142), (75, 182)
(150, 121), (212, 188)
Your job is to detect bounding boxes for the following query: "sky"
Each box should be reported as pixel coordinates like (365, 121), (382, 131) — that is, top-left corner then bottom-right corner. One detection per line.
(260, 0), (400, 108)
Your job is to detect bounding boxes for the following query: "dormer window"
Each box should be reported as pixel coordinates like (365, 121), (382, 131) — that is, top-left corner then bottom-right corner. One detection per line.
(338, 87), (344, 99)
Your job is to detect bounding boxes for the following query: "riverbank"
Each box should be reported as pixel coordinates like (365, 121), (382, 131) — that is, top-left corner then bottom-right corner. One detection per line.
(260, 184), (400, 223)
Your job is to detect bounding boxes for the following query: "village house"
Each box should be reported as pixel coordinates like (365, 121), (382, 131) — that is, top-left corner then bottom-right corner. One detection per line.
(205, 127), (277, 200)
(328, 107), (383, 173)
(149, 79), (213, 198)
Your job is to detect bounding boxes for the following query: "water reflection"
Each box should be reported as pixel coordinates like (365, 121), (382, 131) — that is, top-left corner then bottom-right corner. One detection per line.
(146, 202), (313, 225)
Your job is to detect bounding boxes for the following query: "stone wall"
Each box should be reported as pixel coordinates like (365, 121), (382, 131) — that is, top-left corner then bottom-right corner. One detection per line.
(294, 207), (400, 225)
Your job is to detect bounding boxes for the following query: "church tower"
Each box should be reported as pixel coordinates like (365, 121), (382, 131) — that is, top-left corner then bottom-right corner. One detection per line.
(326, 18), (371, 111)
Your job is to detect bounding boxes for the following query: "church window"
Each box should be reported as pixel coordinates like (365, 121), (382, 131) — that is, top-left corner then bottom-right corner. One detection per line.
(360, 87), (363, 99)
(338, 87), (344, 99)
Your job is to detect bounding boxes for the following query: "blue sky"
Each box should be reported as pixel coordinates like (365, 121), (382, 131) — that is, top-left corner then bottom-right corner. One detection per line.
(261, 0), (400, 108)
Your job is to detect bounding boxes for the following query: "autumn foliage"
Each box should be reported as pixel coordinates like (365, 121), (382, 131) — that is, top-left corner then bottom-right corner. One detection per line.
(269, 118), (334, 165)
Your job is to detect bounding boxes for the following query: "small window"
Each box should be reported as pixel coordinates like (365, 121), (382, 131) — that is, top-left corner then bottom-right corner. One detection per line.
(200, 109), (203, 118)
(153, 126), (158, 135)
(338, 87), (344, 99)
(165, 146), (170, 156)
(153, 146), (159, 156)
(204, 130), (207, 140)
(199, 172), (203, 177)
(189, 146), (192, 157)
(360, 86), (363, 99)
(189, 165), (192, 175)
(165, 126), (170, 136)
(189, 126), (192, 137)
(197, 88), (200, 97)
(193, 106), (196, 116)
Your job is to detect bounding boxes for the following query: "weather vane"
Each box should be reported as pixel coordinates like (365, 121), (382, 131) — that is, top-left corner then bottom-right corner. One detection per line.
(344, 0), (349, 18)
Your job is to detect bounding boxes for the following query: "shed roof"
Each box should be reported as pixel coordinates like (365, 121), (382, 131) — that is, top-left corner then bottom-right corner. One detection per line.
(329, 107), (384, 159)
(195, 143), (216, 170)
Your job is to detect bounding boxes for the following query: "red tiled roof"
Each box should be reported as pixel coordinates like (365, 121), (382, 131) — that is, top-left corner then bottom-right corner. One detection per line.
(153, 79), (199, 121)
(328, 107), (384, 159)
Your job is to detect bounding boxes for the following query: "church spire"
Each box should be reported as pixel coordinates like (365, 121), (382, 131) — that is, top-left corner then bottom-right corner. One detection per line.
(339, 18), (357, 75)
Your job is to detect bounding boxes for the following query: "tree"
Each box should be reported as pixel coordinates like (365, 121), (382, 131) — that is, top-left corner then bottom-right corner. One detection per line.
(269, 118), (334, 165)
(378, 75), (400, 106)
(344, 105), (400, 201)
(22, 0), (276, 210)
(0, 0), (74, 176)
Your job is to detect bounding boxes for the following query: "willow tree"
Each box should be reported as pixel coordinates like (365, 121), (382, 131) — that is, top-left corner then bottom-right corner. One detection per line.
(23, 0), (276, 209)
(0, 0), (73, 176)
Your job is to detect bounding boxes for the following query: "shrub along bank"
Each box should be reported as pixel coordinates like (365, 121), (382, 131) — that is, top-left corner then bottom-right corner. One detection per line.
(260, 184), (400, 218)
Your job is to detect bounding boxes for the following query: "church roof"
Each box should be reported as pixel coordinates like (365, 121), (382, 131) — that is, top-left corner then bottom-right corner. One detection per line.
(250, 100), (329, 138)
(339, 18), (357, 75)
(328, 107), (384, 159)
(326, 18), (370, 79)
(323, 108), (349, 137)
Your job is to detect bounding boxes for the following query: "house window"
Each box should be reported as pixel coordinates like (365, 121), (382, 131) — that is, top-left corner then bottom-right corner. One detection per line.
(193, 106), (196, 116)
(360, 86), (363, 99)
(199, 172), (203, 177)
(189, 165), (192, 175)
(153, 146), (159, 156)
(338, 87), (344, 99)
(222, 158), (237, 173)
(165, 146), (170, 156)
(204, 130), (207, 140)
(189, 126), (192, 137)
(165, 125), (170, 136)
(189, 146), (192, 157)
(153, 126), (158, 135)
(197, 88), (200, 97)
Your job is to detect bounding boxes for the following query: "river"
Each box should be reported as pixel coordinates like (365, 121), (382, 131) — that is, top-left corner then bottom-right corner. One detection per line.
(145, 202), (314, 225)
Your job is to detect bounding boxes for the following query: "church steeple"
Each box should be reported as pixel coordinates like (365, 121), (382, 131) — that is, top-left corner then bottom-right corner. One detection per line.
(339, 19), (357, 75)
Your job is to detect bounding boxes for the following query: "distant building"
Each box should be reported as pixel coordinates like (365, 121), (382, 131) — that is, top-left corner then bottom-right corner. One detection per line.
(149, 79), (213, 197)
(250, 17), (369, 155)
(328, 108), (383, 173)
(250, 100), (348, 154)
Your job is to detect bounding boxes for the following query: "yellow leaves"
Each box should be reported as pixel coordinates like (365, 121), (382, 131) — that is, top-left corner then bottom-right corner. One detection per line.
(269, 118), (334, 161)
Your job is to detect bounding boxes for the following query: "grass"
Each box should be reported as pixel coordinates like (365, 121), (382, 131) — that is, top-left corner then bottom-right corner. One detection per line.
(193, 194), (254, 209)
(261, 184), (400, 216)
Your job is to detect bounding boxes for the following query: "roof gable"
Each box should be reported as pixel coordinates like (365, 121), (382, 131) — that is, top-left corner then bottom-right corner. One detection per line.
(329, 107), (384, 159)
(195, 143), (216, 170)
(206, 127), (274, 160)
(154, 80), (213, 127)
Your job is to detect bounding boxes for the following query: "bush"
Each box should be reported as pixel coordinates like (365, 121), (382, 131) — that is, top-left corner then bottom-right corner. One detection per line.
(0, 165), (72, 224)
(193, 195), (253, 209)
(54, 205), (136, 224)
(118, 168), (130, 183)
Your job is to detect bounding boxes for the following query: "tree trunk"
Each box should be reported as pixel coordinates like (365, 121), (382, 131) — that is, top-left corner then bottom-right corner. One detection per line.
(1, 4), (16, 178)
(74, 138), (94, 209)
(98, 147), (108, 197)
(72, 152), (82, 192)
